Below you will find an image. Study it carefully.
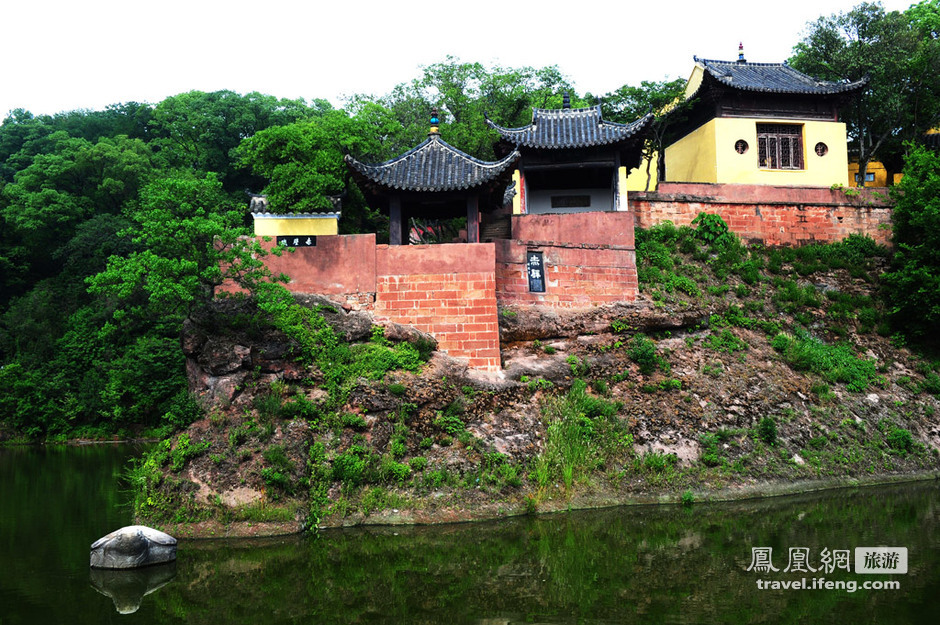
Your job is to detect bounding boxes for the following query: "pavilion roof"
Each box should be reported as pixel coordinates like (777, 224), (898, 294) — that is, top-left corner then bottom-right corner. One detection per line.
(344, 134), (519, 193)
(486, 105), (653, 150)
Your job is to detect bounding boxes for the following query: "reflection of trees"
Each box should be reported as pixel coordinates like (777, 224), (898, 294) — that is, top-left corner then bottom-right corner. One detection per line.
(0, 445), (148, 622)
(153, 483), (940, 624)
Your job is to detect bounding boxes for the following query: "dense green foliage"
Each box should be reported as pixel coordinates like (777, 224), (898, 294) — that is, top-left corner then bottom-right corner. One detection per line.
(882, 145), (940, 345)
(790, 0), (940, 181)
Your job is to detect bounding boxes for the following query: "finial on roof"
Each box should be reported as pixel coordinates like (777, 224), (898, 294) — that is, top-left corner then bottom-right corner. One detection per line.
(429, 108), (440, 136)
(563, 92), (571, 109)
(738, 42), (746, 64)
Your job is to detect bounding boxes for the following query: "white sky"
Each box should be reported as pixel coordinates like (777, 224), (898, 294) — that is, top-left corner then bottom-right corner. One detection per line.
(2, 0), (920, 119)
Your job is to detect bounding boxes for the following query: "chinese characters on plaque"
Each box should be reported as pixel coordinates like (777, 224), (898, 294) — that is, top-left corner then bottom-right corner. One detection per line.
(527, 251), (545, 293)
(276, 236), (317, 247)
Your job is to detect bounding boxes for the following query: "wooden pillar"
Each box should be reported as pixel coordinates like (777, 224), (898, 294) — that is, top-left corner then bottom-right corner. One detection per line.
(467, 194), (479, 243)
(389, 196), (403, 245)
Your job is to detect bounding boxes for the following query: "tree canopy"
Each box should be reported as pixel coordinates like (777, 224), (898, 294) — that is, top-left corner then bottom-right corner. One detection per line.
(790, 0), (940, 183)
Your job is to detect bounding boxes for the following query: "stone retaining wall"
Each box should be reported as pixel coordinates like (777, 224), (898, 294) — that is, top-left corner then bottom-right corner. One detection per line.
(630, 182), (893, 247)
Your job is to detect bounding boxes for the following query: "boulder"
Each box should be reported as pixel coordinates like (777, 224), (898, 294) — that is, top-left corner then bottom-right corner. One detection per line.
(90, 525), (177, 569)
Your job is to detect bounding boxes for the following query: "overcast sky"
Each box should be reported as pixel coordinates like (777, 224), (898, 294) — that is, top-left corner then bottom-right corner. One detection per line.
(2, 0), (919, 119)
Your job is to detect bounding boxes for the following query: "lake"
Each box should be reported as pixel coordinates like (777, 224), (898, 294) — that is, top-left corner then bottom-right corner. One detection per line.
(1, 444), (938, 624)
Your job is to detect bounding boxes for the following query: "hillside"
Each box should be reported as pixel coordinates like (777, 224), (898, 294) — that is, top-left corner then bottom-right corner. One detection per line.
(129, 222), (940, 537)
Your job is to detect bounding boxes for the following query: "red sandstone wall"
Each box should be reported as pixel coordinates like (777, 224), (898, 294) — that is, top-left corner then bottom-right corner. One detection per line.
(495, 213), (639, 309)
(630, 183), (893, 247)
(374, 244), (500, 371)
(258, 234), (377, 309)
(511, 211), (635, 247)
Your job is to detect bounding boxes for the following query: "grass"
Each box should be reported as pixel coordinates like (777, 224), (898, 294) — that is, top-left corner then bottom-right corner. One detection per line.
(771, 332), (884, 392)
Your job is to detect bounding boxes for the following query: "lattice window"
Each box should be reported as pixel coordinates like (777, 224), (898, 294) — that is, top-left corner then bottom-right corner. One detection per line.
(757, 124), (803, 170)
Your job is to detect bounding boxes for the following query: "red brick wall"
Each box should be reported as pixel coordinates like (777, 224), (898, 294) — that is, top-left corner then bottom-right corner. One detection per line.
(374, 244), (500, 371)
(630, 182), (893, 247)
(251, 237), (501, 370)
(495, 213), (639, 309)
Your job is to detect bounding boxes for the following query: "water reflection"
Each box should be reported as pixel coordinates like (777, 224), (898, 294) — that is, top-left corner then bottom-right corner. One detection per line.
(1, 444), (937, 624)
(157, 482), (940, 625)
(89, 561), (177, 614)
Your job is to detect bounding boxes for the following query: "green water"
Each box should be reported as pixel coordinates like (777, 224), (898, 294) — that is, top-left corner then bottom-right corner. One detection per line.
(1, 445), (938, 624)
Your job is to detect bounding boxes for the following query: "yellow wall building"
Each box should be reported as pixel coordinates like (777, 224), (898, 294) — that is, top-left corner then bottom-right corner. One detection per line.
(652, 50), (866, 189)
(251, 213), (340, 237)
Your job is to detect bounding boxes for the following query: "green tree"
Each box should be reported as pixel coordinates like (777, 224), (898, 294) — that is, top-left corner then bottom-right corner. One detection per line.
(148, 90), (316, 193)
(362, 58), (582, 160)
(88, 173), (281, 322)
(0, 133), (154, 305)
(882, 144), (940, 344)
(235, 107), (395, 234)
(594, 78), (688, 191)
(790, 1), (940, 184)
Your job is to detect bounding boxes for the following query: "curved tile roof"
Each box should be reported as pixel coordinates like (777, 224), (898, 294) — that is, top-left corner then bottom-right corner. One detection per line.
(693, 57), (868, 95)
(487, 105), (653, 150)
(344, 135), (520, 193)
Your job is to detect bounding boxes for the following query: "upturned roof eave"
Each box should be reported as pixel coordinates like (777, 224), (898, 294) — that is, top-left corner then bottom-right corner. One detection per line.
(486, 110), (654, 150)
(691, 58), (869, 97)
(344, 145), (521, 194)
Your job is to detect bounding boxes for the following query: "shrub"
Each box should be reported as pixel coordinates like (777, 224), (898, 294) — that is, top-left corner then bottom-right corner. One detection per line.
(332, 445), (370, 486)
(886, 428), (914, 455)
(757, 417), (777, 445)
(882, 146), (940, 345)
(629, 334), (665, 375)
(692, 212), (734, 248)
(642, 451), (678, 472)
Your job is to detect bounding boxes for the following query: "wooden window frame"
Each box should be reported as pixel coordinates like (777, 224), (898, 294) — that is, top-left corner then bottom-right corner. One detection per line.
(757, 124), (804, 170)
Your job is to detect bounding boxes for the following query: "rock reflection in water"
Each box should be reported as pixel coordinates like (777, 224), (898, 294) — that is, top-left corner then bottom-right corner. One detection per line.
(89, 561), (177, 614)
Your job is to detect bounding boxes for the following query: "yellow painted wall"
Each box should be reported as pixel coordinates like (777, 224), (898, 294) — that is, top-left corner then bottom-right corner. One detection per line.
(847, 161), (892, 187)
(684, 65), (705, 100)
(665, 121), (719, 183)
(512, 169), (523, 215)
(253, 215), (339, 236)
(625, 153), (658, 191)
(665, 118), (850, 187)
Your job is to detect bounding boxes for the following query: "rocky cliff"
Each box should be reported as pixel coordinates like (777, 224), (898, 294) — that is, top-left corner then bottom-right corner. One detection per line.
(134, 252), (940, 537)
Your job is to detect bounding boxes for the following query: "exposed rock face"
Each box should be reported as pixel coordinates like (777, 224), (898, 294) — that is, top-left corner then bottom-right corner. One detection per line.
(183, 297), (438, 409)
(90, 525), (177, 569)
(498, 301), (714, 342)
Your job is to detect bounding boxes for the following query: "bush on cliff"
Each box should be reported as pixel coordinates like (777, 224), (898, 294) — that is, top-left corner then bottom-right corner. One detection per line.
(883, 145), (940, 346)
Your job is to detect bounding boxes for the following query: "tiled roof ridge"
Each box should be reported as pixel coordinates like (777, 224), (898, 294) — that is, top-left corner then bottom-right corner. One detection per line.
(486, 108), (653, 149)
(350, 134), (515, 170)
(344, 134), (520, 192)
(695, 56), (790, 68)
(693, 56), (868, 95)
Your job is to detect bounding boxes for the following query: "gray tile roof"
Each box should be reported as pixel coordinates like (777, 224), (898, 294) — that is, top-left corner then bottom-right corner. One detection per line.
(487, 106), (653, 150)
(694, 57), (868, 95)
(344, 135), (520, 192)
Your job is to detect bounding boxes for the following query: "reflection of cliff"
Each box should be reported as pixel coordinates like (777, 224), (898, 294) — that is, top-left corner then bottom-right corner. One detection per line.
(89, 562), (176, 614)
(152, 483), (940, 624)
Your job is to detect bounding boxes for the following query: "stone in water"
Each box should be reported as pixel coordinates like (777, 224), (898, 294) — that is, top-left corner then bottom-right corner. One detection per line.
(90, 525), (177, 569)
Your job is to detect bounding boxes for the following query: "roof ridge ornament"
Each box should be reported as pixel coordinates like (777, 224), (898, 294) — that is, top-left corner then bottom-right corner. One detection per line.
(429, 108), (440, 136)
(563, 92), (571, 109)
(737, 42), (746, 64)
